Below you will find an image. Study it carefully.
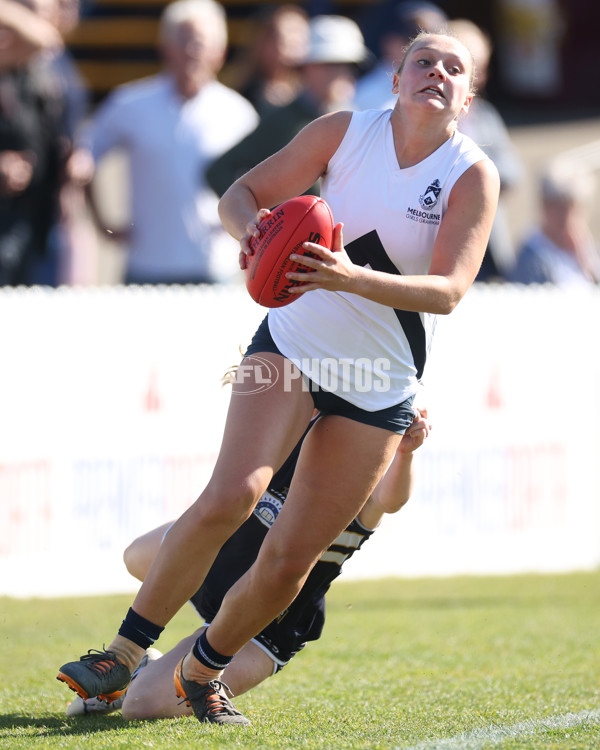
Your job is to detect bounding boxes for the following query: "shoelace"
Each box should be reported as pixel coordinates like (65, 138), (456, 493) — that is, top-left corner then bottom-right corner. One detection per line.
(178, 678), (240, 716)
(205, 681), (239, 717)
(80, 648), (119, 676)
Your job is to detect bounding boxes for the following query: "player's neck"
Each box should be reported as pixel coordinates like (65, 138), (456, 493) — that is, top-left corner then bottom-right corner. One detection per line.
(389, 109), (454, 168)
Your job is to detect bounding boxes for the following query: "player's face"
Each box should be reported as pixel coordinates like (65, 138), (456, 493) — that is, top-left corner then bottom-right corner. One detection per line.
(393, 35), (473, 119)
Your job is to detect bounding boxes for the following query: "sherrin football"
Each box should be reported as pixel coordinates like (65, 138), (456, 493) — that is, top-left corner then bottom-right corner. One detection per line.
(245, 195), (334, 308)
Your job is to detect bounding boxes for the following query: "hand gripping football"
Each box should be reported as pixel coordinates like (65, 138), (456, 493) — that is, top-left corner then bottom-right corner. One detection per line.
(245, 195), (334, 308)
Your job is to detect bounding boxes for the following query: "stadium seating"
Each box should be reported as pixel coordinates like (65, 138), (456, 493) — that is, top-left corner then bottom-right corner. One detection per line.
(67, 0), (383, 102)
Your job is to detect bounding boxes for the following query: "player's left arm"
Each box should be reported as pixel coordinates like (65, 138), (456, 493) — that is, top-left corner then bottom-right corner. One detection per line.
(357, 409), (431, 530)
(287, 159), (500, 314)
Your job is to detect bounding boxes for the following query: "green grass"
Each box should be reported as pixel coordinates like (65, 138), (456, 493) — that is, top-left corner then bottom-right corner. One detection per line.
(1, 572), (599, 749)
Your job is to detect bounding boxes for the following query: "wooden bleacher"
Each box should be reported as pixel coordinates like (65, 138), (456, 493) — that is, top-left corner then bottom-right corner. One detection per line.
(67, 0), (383, 102)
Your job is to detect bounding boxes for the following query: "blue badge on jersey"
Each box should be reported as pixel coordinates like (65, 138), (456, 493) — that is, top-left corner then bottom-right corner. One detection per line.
(419, 178), (442, 210)
(253, 491), (284, 528)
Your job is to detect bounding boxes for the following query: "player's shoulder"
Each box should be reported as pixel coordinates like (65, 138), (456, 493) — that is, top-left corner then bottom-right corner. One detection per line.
(319, 107), (388, 132)
(449, 130), (500, 190)
(321, 108), (390, 172)
(451, 128), (494, 166)
(327, 108), (392, 151)
(303, 108), (352, 137)
(296, 109), (354, 161)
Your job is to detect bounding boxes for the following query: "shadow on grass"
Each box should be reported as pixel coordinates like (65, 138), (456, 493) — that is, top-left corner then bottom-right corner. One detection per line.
(0, 714), (133, 738)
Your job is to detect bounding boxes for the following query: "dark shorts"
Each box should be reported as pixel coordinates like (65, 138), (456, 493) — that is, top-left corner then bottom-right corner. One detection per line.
(245, 316), (415, 435)
(189, 515), (321, 670)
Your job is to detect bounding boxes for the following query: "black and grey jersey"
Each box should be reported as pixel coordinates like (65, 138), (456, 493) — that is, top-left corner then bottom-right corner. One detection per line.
(189, 417), (375, 664)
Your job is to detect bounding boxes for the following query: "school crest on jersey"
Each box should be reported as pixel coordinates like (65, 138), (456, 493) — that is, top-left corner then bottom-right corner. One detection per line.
(419, 179), (441, 210)
(253, 490), (284, 528)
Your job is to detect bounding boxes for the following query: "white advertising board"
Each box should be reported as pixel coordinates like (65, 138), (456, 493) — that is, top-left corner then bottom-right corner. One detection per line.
(1, 285), (598, 596)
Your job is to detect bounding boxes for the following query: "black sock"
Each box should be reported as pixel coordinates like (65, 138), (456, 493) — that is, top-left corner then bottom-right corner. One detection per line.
(192, 629), (233, 671)
(118, 607), (164, 650)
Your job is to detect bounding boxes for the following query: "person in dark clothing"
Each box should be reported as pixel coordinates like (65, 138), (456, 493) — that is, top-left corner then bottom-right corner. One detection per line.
(206, 14), (373, 199)
(0, 0), (66, 286)
(65, 408), (431, 720)
(223, 4), (309, 118)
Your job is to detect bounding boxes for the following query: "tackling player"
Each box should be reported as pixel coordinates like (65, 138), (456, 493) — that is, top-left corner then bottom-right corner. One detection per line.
(66, 409), (430, 721)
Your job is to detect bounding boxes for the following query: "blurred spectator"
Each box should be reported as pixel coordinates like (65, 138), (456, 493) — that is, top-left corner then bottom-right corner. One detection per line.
(20, 0), (94, 286)
(353, 0), (447, 112)
(68, 0), (258, 285)
(207, 14), (372, 199)
(0, 0), (67, 286)
(46, 0), (88, 142)
(223, 4), (309, 117)
(0, 0), (62, 67)
(509, 164), (599, 286)
(450, 18), (523, 282)
(47, 0), (96, 285)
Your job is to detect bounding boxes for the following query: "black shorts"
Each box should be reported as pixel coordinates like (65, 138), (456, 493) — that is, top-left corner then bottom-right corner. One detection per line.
(189, 514), (323, 670)
(245, 316), (415, 435)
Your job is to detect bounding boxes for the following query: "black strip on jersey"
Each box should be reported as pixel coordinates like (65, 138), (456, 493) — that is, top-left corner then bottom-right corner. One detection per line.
(345, 230), (426, 379)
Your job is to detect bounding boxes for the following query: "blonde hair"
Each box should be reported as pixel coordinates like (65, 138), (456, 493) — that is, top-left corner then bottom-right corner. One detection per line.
(221, 345), (245, 386)
(448, 19), (491, 72)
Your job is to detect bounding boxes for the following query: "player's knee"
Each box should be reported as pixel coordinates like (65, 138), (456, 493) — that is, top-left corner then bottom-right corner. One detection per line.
(121, 688), (151, 720)
(121, 696), (145, 720)
(122, 699), (161, 721)
(262, 551), (311, 596)
(191, 474), (266, 529)
(122, 683), (164, 720)
(122, 539), (146, 582)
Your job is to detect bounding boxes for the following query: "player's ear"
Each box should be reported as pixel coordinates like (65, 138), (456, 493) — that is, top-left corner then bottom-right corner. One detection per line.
(461, 94), (473, 115)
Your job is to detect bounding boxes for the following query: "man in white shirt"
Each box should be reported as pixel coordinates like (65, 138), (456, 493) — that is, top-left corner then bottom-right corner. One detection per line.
(69, 0), (258, 285)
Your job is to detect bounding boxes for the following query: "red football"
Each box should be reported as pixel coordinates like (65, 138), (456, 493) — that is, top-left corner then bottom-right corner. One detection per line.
(245, 195), (334, 308)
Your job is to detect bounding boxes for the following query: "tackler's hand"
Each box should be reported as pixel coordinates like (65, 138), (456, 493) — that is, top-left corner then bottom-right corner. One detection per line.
(399, 408), (432, 455)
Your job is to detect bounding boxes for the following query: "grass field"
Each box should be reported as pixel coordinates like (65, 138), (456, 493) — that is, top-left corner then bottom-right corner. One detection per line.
(1, 571), (599, 749)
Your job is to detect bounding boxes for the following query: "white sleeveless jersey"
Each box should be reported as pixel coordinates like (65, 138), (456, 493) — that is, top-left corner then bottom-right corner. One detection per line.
(268, 109), (490, 410)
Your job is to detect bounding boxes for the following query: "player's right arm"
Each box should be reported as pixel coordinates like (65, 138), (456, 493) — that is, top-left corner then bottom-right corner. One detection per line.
(217, 110), (351, 248)
(357, 409), (431, 530)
